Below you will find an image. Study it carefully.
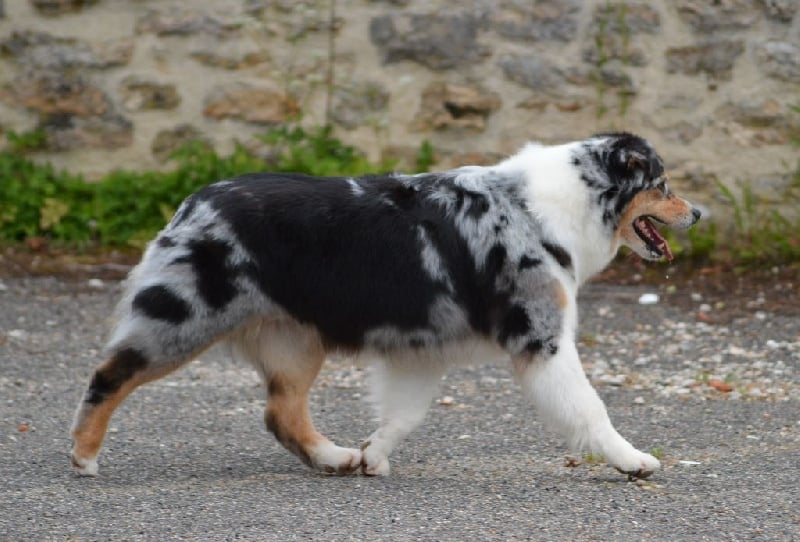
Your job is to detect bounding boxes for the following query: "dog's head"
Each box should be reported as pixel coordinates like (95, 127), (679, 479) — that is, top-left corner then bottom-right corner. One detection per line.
(580, 132), (701, 261)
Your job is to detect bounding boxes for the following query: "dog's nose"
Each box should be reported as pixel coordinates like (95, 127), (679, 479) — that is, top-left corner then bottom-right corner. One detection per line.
(691, 207), (702, 224)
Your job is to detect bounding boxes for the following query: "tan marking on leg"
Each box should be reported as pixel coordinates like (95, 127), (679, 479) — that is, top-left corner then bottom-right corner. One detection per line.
(71, 338), (224, 473)
(71, 377), (141, 464)
(265, 366), (328, 468)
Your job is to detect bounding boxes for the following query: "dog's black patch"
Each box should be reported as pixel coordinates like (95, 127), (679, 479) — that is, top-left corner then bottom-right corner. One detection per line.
(183, 238), (239, 310)
(542, 241), (572, 270)
(498, 304), (531, 345)
(518, 255), (542, 270)
(157, 236), (177, 248)
(493, 214), (509, 234)
(389, 183), (419, 210)
(483, 244), (507, 280)
(132, 285), (192, 324)
(85, 348), (148, 404)
(171, 194), (199, 226)
(464, 190), (490, 220)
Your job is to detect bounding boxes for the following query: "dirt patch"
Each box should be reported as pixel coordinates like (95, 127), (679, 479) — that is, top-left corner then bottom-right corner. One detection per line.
(595, 256), (800, 322)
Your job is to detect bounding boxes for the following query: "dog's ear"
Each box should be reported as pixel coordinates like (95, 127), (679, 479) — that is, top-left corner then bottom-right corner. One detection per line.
(615, 147), (662, 181)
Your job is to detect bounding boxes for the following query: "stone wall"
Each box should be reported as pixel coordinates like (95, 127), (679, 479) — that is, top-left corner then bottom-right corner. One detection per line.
(1, 0), (800, 217)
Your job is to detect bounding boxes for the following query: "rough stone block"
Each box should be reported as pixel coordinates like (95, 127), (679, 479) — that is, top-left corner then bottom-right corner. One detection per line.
(413, 81), (501, 132)
(0, 31), (133, 70)
(331, 81), (390, 130)
(491, 0), (580, 42)
(677, 0), (761, 32)
(759, 0), (798, 22)
(0, 73), (109, 116)
(498, 54), (564, 90)
(716, 98), (798, 146)
(204, 84), (298, 125)
(31, 0), (99, 16)
(369, 12), (490, 70)
(665, 40), (745, 80)
(754, 40), (800, 82)
(41, 113), (133, 151)
(119, 77), (181, 111)
(591, 3), (661, 34)
(151, 124), (208, 162)
(136, 8), (240, 37)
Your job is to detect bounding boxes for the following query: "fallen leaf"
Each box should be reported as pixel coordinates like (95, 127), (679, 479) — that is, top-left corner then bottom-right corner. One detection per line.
(696, 312), (713, 323)
(709, 379), (733, 392)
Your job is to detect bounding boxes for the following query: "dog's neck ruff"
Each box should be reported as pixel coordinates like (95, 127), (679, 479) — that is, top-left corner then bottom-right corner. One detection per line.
(495, 143), (618, 285)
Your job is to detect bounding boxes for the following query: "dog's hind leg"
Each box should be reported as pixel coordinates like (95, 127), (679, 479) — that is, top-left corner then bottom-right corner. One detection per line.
(515, 337), (660, 479)
(232, 320), (362, 474)
(360, 356), (446, 476)
(70, 345), (200, 476)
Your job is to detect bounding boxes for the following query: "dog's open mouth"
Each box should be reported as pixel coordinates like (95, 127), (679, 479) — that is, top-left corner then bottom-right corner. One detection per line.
(633, 216), (673, 261)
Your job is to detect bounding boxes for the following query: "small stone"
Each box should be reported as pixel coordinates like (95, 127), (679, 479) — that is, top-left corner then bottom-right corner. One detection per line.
(638, 293), (660, 305)
(690, 292), (703, 302)
(438, 396), (455, 406)
(598, 374), (627, 386)
(679, 460), (701, 466)
(633, 396), (645, 404)
(87, 278), (104, 289)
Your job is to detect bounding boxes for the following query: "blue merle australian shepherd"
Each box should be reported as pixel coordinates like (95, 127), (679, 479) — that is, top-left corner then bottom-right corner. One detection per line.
(71, 132), (700, 479)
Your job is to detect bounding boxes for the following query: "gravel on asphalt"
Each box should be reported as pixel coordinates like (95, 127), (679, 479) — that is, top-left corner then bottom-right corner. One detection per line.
(0, 274), (798, 541)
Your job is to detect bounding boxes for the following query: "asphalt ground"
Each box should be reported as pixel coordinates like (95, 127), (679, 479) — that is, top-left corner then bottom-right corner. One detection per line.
(0, 275), (798, 541)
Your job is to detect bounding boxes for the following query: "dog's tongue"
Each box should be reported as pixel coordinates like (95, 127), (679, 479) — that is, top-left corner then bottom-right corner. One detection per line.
(640, 217), (673, 261)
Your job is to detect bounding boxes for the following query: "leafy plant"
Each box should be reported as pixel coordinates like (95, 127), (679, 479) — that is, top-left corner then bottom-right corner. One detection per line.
(0, 126), (414, 247)
(714, 179), (800, 264)
(6, 129), (47, 153)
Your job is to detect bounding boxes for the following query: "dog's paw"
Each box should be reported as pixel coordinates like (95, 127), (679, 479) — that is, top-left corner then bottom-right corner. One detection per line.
(311, 442), (362, 475)
(611, 449), (660, 480)
(360, 444), (391, 476)
(71, 453), (99, 477)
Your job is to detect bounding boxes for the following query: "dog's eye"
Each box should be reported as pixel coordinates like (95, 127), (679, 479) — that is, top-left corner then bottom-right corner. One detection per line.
(656, 182), (669, 195)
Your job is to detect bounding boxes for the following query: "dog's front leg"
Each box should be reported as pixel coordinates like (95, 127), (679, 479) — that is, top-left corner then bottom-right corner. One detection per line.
(515, 337), (660, 479)
(360, 358), (446, 476)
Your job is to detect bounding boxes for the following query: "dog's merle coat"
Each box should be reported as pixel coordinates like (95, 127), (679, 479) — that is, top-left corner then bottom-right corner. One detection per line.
(71, 132), (700, 478)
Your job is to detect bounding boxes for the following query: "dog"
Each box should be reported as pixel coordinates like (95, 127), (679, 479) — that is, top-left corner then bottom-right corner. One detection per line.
(71, 132), (700, 478)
